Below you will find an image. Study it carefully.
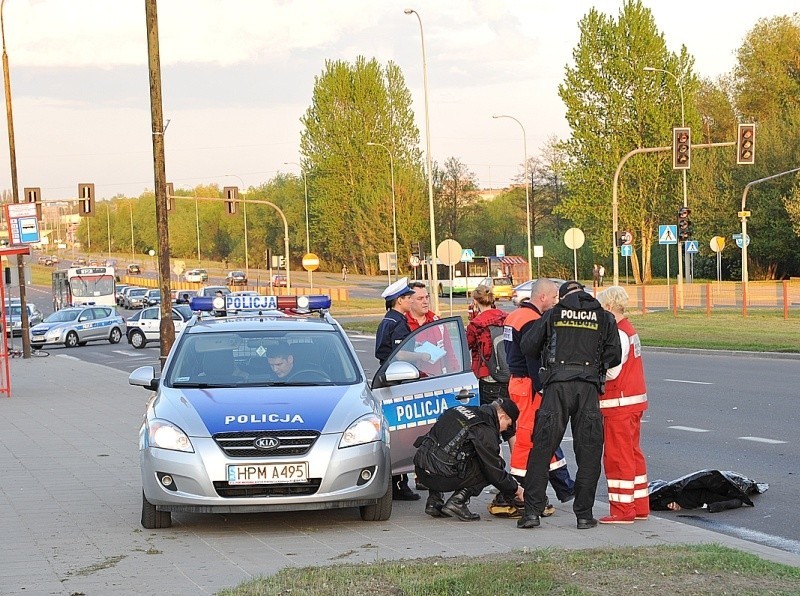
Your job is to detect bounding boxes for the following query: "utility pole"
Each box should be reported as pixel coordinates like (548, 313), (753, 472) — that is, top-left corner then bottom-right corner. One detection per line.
(144, 0), (174, 365)
(1, 0), (31, 358)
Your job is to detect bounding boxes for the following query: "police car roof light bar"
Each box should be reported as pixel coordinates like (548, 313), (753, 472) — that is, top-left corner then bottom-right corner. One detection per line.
(189, 294), (331, 316)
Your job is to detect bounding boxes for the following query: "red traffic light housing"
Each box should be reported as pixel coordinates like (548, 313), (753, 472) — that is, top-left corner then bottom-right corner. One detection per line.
(677, 207), (692, 241)
(737, 124), (755, 165)
(672, 127), (691, 170)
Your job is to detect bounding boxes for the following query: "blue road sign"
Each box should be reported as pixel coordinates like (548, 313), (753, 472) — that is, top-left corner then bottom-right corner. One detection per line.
(658, 225), (677, 245)
(620, 244), (633, 257)
(684, 240), (699, 254)
(735, 235), (750, 249)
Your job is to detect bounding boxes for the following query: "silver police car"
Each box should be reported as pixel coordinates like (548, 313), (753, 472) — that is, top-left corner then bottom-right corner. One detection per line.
(129, 293), (478, 529)
(30, 305), (125, 348)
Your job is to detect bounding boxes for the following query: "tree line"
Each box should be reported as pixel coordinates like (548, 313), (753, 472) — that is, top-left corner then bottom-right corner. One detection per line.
(76, 2), (800, 281)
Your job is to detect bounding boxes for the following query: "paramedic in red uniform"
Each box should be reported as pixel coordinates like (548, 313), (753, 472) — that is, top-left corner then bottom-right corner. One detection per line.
(596, 286), (649, 523)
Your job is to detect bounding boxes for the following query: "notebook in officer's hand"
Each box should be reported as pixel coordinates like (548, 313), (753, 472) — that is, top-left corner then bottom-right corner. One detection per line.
(415, 341), (446, 364)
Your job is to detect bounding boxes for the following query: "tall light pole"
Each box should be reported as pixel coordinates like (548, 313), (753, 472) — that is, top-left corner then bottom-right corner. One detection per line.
(644, 65), (688, 295)
(284, 161), (312, 287)
(367, 141), (398, 279)
(405, 8), (439, 313)
(129, 200), (136, 259)
(225, 174), (249, 275)
(492, 115), (533, 280)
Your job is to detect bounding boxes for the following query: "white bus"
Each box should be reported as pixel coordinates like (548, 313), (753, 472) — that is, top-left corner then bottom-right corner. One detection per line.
(52, 266), (117, 310)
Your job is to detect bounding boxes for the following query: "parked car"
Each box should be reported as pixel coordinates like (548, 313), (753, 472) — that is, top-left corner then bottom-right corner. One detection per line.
(126, 304), (193, 349)
(474, 276), (514, 301)
(4, 302), (44, 336)
(123, 287), (149, 309)
(144, 289), (161, 306)
(511, 278), (567, 306)
(225, 270), (247, 286)
(127, 263), (142, 274)
(270, 274), (287, 288)
(30, 305), (125, 348)
(116, 284), (131, 306)
(184, 269), (208, 283)
(195, 285), (231, 298)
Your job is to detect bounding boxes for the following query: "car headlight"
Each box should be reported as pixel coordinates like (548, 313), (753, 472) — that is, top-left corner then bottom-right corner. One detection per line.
(147, 419), (194, 452)
(339, 414), (382, 448)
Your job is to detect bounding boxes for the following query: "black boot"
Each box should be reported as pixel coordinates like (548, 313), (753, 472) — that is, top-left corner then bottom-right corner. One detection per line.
(393, 474), (421, 501)
(708, 498), (743, 513)
(441, 488), (480, 521)
(425, 491), (445, 517)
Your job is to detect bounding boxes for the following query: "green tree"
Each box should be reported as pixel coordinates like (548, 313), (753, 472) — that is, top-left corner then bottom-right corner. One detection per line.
(557, 0), (697, 283)
(433, 157), (479, 240)
(299, 57), (427, 274)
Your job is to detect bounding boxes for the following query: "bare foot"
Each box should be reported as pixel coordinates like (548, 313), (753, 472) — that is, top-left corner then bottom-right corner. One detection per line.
(667, 502), (682, 511)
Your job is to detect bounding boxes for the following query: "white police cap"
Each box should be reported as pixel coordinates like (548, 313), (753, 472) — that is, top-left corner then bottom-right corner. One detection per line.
(381, 277), (415, 301)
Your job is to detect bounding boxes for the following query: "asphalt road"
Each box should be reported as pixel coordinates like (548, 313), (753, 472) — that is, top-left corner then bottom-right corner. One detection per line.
(15, 282), (799, 556)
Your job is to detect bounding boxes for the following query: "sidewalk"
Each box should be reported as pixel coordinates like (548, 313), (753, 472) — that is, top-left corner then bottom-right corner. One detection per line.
(1, 356), (798, 595)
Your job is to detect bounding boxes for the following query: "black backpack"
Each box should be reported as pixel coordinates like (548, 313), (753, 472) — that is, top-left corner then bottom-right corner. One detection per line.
(479, 323), (511, 384)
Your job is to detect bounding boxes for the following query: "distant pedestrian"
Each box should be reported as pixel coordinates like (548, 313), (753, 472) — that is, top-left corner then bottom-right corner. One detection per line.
(593, 264), (599, 287)
(598, 265), (605, 286)
(342, 265), (348, 281)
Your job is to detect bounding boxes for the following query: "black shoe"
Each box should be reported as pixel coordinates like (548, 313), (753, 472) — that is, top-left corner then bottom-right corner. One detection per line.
(577, 518), (598, 530)
(516, 514), (540, 529)
(441, 489), (480, 521)
(393, 487), (421, 501)
(425, 491), (445, 517)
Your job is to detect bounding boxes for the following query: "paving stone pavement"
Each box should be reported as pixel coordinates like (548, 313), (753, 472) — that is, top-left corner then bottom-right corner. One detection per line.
(1, 355), (798, 595)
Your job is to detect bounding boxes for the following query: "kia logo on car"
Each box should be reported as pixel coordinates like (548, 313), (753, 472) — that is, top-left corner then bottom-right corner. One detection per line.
(254, 436), (280, 450)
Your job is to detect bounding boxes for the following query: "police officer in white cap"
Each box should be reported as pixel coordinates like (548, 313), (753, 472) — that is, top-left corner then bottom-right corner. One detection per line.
(375, 276), (420, 500)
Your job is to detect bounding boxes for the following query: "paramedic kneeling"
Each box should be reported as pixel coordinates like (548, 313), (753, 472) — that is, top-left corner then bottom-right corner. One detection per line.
(413, 399), (523, 521)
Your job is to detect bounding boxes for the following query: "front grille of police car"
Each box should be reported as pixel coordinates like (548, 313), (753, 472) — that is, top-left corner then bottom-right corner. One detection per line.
(213, 478), (322, 498)
(213, 430), (320, 458)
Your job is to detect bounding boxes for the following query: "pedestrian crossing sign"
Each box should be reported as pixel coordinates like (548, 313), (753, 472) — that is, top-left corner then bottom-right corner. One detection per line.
(658, 225), (677, 245)
(685, 240), (699, 253)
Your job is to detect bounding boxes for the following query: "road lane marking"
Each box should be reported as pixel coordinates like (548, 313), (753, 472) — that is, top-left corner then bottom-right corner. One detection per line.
(664, 378), (713, 385)
(738, 436), (787, 444)
(668, 426), (710, 433)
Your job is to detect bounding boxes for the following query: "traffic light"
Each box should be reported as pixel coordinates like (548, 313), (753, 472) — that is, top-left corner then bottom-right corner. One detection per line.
(265, 248), (272, 268)
(677, 207), (692, 241)
(615, 230), (632, 247)
(737, 123), (755, 165)
(223, 186), (239, 215)
(24, 187), (42, 220)
(278, 256), (286, 268)
(411, 241), (422, 257)
(166, 182), (175, 211)
(78, 183), (95, 216)
(672, 127), (691, 170)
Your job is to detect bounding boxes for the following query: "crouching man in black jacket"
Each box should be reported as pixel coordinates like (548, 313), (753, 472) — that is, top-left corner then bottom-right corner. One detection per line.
(413, 399), (523, 521)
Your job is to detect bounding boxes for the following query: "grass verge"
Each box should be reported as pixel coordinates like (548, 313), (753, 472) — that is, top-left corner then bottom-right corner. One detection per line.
(218, 544), (800, 595)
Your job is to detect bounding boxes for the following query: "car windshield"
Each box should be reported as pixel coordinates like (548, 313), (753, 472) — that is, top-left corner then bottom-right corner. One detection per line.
(165, 329), (361, 388)
(174, 304), (192, 319)
(44, 310), (80, 323)
(494, 277), (512, 286)
(130, 289), (147, 296)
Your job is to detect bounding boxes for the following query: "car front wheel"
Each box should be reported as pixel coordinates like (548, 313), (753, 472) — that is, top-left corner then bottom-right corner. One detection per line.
(129, 330), (147, 349)
(359, 478), (393, 521)
(141, 492), (171, 529)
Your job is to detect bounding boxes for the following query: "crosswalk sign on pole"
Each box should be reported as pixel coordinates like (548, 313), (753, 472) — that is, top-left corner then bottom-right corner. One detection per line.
(684, 240), (699, 254)
(658, 225), (677, 245)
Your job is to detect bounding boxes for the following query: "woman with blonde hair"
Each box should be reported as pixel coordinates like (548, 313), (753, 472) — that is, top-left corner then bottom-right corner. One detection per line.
(596, 285), (649, 524)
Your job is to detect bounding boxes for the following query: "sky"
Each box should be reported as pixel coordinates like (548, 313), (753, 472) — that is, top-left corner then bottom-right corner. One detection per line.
(0, 0), (797, 202)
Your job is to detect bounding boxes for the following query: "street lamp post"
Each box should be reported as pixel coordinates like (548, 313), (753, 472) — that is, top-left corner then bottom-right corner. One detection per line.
(284, 162), (312, 287)
(367, 141), (398, 280)
(405, 7), (440, 314)
(225, 174), (249, 275)
(492, 115), (533, 281)
(644, 66), (688, 295)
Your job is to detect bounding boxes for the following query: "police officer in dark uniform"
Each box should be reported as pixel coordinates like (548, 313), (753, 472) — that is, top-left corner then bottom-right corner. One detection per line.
(414, 398), (523, 521)
(374, 277), (421, 501)
(517, 281), (621, 530)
